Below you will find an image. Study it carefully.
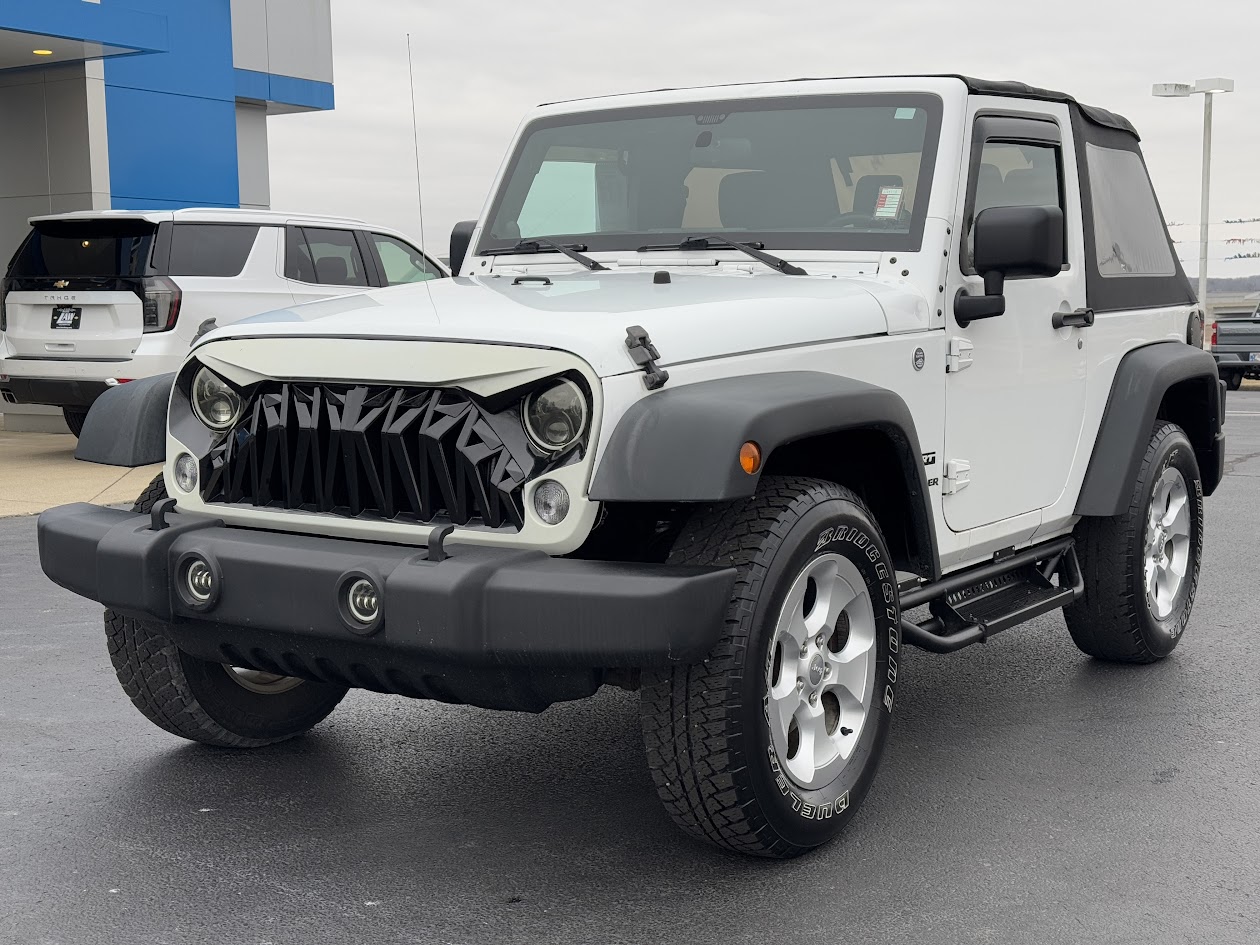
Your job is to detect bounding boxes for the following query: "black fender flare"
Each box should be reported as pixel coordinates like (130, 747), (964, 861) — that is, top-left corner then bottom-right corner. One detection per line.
(73, 373), (173, 467)
(1075, 342), (1224, 517)
(589, 371), (939, 577)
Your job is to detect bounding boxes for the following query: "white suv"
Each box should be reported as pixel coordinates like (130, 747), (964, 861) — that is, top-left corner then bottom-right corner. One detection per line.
(0, 209), (446, 435)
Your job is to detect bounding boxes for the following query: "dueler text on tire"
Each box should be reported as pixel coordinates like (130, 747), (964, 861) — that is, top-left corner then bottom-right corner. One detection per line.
(1065, 422), (1204, 662)
(640, 476), (899, 858)
(104, 475), (348, 747)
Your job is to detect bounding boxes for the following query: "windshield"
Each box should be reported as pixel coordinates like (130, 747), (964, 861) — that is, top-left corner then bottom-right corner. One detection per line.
(480, 94), (942, 257)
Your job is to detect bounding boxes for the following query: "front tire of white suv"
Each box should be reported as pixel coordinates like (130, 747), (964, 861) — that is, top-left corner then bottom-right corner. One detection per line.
(640, 476), (899, 858)
(104, 475), (348, 747)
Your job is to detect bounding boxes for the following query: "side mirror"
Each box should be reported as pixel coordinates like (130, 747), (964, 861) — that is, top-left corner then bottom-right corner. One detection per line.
(449, 220), (477, 276)
(955, 205), (1065, 327)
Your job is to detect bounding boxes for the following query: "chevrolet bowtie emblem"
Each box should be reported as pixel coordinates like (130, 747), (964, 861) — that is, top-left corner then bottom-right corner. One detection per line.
(53, 280), (69, 289)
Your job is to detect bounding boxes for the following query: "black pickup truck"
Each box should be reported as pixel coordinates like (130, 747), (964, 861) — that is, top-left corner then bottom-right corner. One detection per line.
(1213, 304), (1260, 390)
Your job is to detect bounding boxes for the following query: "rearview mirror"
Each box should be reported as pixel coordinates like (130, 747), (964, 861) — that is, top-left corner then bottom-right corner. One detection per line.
(955, 205), (1065, 326)
(449, 220), (477, 276)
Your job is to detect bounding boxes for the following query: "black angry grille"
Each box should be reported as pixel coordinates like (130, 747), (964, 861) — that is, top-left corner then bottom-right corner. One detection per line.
(201, 382), (531, 528)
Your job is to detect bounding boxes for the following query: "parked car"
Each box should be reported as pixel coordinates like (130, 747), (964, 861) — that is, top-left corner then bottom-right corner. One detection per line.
(0, 209), (446, 435)
(39, 76), (1223, 858)
(1212, 302), (1260, 390)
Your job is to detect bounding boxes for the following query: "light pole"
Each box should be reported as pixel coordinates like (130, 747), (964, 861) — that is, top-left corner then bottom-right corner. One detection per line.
(1153, 78), (1234, 341)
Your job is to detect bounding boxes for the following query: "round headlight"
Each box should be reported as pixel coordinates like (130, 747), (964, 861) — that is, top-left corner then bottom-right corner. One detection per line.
(523, 379), (588, 453)
(191, 367), (243, 431)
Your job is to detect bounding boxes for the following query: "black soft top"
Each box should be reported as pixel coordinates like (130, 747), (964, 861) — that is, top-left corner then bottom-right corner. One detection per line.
(947, 76), (1138, 138)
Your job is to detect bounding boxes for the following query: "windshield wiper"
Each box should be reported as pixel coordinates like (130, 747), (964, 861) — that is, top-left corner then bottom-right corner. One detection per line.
(482, 237), (608, 271)
(636, 236), (808, 276)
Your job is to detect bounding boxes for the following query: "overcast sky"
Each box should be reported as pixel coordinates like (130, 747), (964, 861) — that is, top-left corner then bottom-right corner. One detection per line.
(268, 0), (1260, 279)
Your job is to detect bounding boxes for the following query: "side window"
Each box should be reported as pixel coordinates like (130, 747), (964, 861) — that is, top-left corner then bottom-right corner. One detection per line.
(1084, 144), (1176, 277)
(370, 233), (440, 285)
(966, 139), (1064, 270)
(284, 226), (314, 282)
(166, 224), (259, 277)
(293, 227), (369, 287)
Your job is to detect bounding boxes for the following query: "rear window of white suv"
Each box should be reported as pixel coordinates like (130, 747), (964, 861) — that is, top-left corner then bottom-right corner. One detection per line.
(9, 220), (157, 278)
(166, 224), (260, 277)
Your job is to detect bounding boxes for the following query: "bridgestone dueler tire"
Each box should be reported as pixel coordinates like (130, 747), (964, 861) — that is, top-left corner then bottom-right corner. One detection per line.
(640, 476), (899, 858)
(1064, 423), (1204, 663)
(104, 475), (348, 747)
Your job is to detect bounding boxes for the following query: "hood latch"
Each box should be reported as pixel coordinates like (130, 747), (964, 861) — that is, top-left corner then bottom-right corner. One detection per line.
(625, 325), (669, 391)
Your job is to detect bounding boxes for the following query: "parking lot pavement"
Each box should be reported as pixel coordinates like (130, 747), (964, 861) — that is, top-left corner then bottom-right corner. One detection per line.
(0, 428), (161, 516)
(1, 392), (1258, 945)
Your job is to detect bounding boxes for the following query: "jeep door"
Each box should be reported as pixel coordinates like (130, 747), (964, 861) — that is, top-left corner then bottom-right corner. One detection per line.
(942, 104), (1088, 532)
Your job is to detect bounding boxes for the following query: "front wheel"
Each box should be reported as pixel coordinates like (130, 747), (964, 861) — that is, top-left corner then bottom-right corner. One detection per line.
(105, 475), (348, 747)
(640, 476), (899, 858)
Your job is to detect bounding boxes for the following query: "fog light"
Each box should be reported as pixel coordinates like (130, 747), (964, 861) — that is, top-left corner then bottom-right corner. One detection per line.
(173, 453), (198, 493)
(346, 578), (380, 625)
(185, 559), (215, 603)
(533, 480), (570, 525)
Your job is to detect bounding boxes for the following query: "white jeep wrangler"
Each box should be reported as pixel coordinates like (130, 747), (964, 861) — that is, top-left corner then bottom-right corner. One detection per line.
(39, 76), (1225, 858)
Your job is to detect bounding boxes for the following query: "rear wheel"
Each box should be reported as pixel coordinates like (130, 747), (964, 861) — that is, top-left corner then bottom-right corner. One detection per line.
(1225, 372), (1242, 392)
(62, 407), (88, 437)
(105, 475), (347, 747)
(1065, 423), (1204, 662)
(640, 476), (899, 858)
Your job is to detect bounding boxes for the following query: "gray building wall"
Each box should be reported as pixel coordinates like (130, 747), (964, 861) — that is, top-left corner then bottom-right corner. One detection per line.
(235, 102), (271, 210)
(230, 0), (334, 85)
(0, 61), (110, 262)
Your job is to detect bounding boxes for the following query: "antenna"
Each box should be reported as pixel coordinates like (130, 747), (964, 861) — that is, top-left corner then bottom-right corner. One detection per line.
(405, 33), (428, 262)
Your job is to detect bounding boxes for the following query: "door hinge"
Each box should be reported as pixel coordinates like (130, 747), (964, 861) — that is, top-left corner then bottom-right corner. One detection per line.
(941, 459), (971, 495)
(946, 337), (974, 373)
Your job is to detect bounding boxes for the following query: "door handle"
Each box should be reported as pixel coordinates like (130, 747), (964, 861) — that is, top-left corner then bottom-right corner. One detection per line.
(1052, 308), (1095, 329)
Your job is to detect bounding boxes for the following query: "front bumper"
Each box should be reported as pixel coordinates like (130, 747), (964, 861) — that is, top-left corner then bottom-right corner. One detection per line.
(38, 504), (735, 706)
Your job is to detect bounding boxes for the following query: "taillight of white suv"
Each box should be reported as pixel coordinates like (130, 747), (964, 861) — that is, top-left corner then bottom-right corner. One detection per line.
(141, 276), (182, 332)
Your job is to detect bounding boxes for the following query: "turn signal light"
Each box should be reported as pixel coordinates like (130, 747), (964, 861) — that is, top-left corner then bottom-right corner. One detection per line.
(739, 441), (762, 475)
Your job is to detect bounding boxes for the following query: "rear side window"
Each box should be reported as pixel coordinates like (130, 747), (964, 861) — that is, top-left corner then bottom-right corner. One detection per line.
(1084, 144), (1176, 277)
(167, 224), (260, 277)
(8, 220), (156, 278)
(284, 226), (369, 287)
(369, 233), (441, 285)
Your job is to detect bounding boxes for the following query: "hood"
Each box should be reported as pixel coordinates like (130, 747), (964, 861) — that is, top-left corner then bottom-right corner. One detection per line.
(204, 270), (916, 377)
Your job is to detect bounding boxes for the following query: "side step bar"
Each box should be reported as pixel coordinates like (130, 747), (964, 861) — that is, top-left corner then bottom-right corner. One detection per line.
(900, 537), (1083, 654)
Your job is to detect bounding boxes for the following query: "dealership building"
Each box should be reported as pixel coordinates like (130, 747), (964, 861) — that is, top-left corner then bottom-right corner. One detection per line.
(0, 0), (334, 428)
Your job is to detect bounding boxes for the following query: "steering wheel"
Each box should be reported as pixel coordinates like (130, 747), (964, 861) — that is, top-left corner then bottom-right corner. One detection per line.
(825, 211), (879, 228)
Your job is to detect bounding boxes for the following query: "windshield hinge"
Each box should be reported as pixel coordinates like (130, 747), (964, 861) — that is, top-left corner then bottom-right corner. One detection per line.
(625, 325), (669, 391)
(946, 337), (974, 373)
(941, 460), (972, 495)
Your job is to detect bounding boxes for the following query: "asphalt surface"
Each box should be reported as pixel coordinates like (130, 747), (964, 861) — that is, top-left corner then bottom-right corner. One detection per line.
(3, 393), (1259, 945)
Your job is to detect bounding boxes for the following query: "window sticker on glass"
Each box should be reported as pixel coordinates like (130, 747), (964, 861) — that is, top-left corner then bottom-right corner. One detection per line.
(894, 107), (918, 120)
(874, 186), (903, 218)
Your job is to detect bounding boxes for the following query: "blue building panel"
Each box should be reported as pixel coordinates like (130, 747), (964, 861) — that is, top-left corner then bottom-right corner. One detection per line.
(0, 0), (167, 55)
(104, 86), (240, 208)
(235, 69), (335, 111)
(102, 0), (238, 209)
